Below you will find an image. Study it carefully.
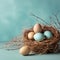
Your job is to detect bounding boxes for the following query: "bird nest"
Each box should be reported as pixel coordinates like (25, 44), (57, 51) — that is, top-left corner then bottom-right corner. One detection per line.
(23, 24), (60, 54)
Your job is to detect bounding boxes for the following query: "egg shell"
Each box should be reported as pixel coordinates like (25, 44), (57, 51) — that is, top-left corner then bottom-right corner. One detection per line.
(28, 32), (35, 39)
(33, 23), (42, 33)
(33, 33), (45, 42)
(44, 31), (53, 39)
(19, 46), (30, 55)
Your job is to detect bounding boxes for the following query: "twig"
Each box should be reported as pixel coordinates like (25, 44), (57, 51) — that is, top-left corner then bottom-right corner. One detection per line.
(54, 15), (60, 24)
(52, 13), (60, 29)
(31, 13), (49, 25)
(3, 36), (23, 50)
(49, 16), (57, 28)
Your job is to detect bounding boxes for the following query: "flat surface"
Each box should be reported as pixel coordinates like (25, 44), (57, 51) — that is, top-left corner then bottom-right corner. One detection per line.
(0, 49), (60, 60)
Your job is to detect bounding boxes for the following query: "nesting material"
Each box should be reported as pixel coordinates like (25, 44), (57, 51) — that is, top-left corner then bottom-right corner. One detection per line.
(23, 24), (60, 54)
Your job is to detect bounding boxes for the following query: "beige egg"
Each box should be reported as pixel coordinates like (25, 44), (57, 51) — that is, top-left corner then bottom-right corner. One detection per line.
(19, 46), (30, 55)
(33, 23), (42, 33)
(28, 32), (35, 39)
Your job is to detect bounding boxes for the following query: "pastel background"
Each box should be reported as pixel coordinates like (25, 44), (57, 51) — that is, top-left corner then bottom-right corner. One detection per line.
(0, 0), (60, 60)
(0, 0), (60, 42)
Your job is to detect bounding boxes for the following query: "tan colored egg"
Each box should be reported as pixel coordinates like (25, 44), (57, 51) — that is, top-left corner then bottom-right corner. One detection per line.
(33, 23), (42, 33)
(28, 32), (35, 39)
(19, 46), (30, 55)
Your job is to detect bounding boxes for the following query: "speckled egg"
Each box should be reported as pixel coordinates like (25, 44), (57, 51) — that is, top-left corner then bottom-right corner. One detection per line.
(19, 46), (30, 55)
(33, 23), (42, 33)
(44, 31), (53, 39)
(33, 33), (45, 42)
(28, 32), (35, 39)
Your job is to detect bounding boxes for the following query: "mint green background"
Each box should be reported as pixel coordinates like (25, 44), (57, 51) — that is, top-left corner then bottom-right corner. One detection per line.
(0, 0), (60, 42)
(0, 0), (60, 60)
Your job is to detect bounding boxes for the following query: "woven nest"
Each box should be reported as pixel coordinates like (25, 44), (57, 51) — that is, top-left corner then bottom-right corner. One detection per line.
(23, 24), (60, 54)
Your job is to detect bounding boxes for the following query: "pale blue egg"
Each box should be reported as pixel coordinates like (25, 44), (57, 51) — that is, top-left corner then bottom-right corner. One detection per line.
(33, 33), (45, 42)
(44, 31), (53, 39)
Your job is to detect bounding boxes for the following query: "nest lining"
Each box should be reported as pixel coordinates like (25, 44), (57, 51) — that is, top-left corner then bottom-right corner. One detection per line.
(23, 24), (60, 54)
